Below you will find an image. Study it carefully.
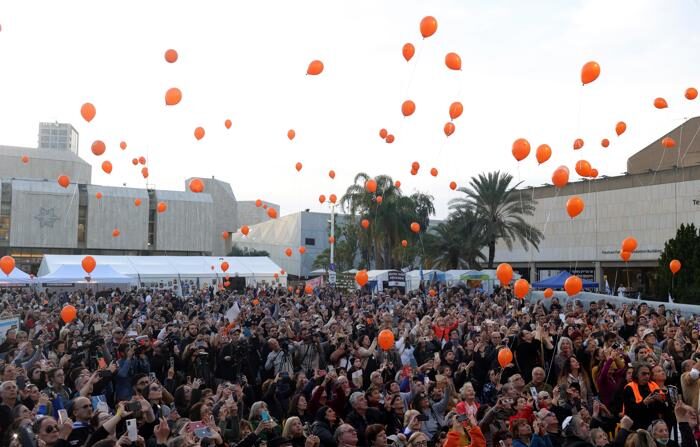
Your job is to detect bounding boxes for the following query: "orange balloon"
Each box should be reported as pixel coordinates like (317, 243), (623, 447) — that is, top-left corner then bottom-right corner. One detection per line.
(543, 288), (554, 299)
(514, 278), (529, 299)
(512, 138), (531, 161)
(101, 160), (113, 174)
(307, 60), (324, 75)
(498, 348), (513, 368)
(580, 61), (600, 85)
(81, 102), (96, 122)
(329, 170), (336, 179)
(410, 169), (417, 176)
(621, 236), (638, 252)
(189, 178), (205, 193)
(445, 52), (461, 70)
(299, 246), (306, 255)
(165, 88), (182, 106)
(319, 194), (326, 204)
(267, 208), (278, 219)
(82, 255), (96, 274)
(355, 269), (369, 286)
(138, 156), (146, 165)
(95, 192), (103, 199)
(496, 263), (513, 284)
(575, 160), (592, 177)
(224, 281), (231, 288)
(112, 228), (120, 238)
(255, 199), (262, 207)
(224, 119), (232, 129)
(685, 88), (698, 100)
(221, 261), (229, 272)
(141, 167), (149, 179)
(412, 161), (420, 171)
(91, 140), (106, 156)
(449, 102), (463, 120)
(21, 155), (29, 164)
(57, 175), (70, 188)
(449, 181), (457, 190)
(573, 138), (584, 150)
(601, 139), (610, 148)
(288, 129), (296, 140)
(590, 168), (599, 178)
(616, 121), (627, 136)
(536, 144), (552, 164)
(295, 162), (303, 172)
(379, 128), (388, 139)
(410, 222), (420, 233)
(444, 122), (455, 137)
(132, 158), (139, 166)
(654, 97), (668, 109)
(376, 195), (383, 204)
(361, 219), (370, 229)
(385, 135), (395, 144)
(241, 225), (250, 236)
(60, 305), (77, 324)
(430, 167), (438, 177)
(619, 250), (631, 262)
(564, 275), (583, 296)
(365, 179), (377, 193)
(134, 198), (142, 207)
(420, 16), (438, 38)
(157, 202), (167, 213)
(401, 240), (408, 248)
(402, 100), (416, 117)
(402, 43), (415, 62)
(670, 259), (682, 274)
(304, 284), (313, 295)
(120, 141), (127, 150)
(164, 49), (178, 63)
(222, 231), (229, 240)
(662, 137), (676, 148)
(329, 194), (337, 204)
(395, 180), (401, 188)
(552, 166), (569, 188)
(378, 329), (395, 351)
(566, 196), (584, 218)
(285, 248), (293, 257)
(329, 236), (335, 244)
(194, 127), (205, 140)
(0, 256), (15, 276)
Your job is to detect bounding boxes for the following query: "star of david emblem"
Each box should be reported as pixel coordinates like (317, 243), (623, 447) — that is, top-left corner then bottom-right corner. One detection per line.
(34, 207), (60, 228)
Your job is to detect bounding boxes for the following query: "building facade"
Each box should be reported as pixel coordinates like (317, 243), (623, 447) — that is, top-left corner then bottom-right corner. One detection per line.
(38, 122), (79, 155)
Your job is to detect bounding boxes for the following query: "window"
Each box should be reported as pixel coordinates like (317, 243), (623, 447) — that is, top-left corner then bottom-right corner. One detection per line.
(304, 238), (315, 246)
(0, 183), (11, 243)
(77, 185), (87, 245)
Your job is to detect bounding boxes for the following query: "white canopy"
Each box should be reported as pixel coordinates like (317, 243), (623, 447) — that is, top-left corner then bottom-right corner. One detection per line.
(0, 267), (35, 285)
(38, 255), (286, 290)
(39, 264), (135, 285)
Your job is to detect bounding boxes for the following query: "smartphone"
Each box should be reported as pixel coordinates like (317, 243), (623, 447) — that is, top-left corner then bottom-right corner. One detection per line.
(94, 323), (102, 332)
(16, 376), (26, 390)
(261, 410), (271, 422)
(169, 357), (175, 368)
(456, 414), (469, 422)
(126, 401), (141, 412)
(149, 372), (157, 381)
(667, 386), (679, 405)
(126, 418), (138, 442)
(189, 421), (214, 439)
(98, 370), (112, 378)
(58, 409), (68, 425)
(530, 387), (539, 409)
(243, 327), (252, 337)
(327, 366), (335, 374)
(434, 352), (440, 363)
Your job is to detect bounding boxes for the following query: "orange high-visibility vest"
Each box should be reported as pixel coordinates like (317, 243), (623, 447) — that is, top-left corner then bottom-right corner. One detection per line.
(622, 381), (661, 415)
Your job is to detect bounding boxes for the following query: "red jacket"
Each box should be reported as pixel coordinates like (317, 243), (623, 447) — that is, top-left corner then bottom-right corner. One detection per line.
(444, 426), (487, 447)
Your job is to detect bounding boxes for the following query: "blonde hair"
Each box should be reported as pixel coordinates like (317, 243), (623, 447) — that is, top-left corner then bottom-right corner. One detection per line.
(282, 416), (301, 438)
(403, 409), (420, 427)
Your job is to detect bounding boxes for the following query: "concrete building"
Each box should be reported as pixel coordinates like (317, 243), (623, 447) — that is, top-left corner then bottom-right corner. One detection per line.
(38, 122), (79, 155)
(0, 123), (279, 273)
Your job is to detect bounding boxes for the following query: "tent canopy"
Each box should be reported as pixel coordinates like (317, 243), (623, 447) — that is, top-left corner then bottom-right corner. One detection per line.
(40, 264), (135, 284)
(0, 267), (34, 285)
(532, 271), (598, 289)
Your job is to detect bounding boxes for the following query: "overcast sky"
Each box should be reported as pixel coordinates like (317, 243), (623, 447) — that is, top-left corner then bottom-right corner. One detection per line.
(0, 0), (698, 219)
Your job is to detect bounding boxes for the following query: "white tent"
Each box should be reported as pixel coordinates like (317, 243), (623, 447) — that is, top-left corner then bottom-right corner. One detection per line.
(0, 267), (35, 286)
(38, 255), (286, 293)
(39, 264), (135, 285)
(405, 270), (444, 291)
(444, 270), (475, 286)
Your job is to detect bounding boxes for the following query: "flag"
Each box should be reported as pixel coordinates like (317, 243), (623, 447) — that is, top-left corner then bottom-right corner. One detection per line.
(225, 302), (240, 322)
(605, 279), (611, 295)
(668, 292), (674, 304)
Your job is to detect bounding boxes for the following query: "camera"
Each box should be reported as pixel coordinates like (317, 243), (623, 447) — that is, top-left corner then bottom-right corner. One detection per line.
(611, 343), (620, 350)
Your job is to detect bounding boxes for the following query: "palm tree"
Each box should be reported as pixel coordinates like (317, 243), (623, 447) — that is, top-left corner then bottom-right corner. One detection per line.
(449, 171), (543, 268)
(424, 209), (486, 269)
(341, 173), (435, 268)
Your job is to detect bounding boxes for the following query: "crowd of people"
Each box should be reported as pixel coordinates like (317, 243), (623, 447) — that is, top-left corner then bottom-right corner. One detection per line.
(0, 283), (699, 447)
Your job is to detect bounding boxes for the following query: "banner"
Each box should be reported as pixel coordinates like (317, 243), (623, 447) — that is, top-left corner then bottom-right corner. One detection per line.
(388, 271), (406, 287)
(0, 316), (21, 343)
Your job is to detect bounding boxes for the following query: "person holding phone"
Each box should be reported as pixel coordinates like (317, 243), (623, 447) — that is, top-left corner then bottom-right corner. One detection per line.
(443, 413), (485, 447)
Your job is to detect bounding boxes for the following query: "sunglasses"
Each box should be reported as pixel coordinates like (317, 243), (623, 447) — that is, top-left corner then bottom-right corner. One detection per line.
(44, 425), (60, 433)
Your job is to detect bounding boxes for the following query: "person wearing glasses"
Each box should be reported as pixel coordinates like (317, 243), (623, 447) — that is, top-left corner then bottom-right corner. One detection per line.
(335, 424), (359, 447)
(67, 396), (94, 446)
(405, 431), (429, 447)
(32, 416), (73, 447)
(534, 408), (564, 447)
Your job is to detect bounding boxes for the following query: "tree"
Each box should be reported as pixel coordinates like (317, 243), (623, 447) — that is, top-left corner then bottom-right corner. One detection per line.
(228, 245), (270, 257)
(449, 171), (542, 268)
(340, 173), (434, 269)
(311, 221), (362, 272)
(423, 208), (486, 270)
(656, 223), (700, 304)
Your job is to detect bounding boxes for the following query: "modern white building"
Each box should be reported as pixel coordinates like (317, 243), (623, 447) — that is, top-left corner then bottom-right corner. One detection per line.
(38, 122), (79, 155)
